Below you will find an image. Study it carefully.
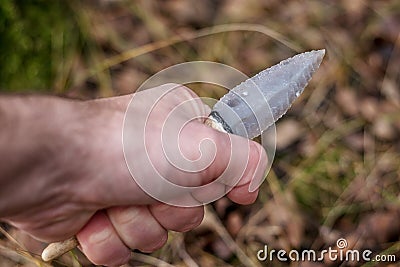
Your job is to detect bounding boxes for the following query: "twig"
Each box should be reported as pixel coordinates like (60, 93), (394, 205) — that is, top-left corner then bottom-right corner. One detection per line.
(130, 251), (175, 267)
(76, 23), (302, 85)
(203, 206), (262, 267)
(171, 233), (198, 267)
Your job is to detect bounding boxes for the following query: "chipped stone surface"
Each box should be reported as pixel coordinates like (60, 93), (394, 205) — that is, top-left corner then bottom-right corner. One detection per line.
(212, 50), (325, 139)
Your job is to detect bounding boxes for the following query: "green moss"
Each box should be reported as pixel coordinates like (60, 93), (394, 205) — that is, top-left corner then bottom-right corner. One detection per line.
(0, 1), (80, 91)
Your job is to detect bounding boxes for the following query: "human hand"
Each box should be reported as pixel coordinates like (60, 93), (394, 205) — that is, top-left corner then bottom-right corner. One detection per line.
(2, 84), (267, 265)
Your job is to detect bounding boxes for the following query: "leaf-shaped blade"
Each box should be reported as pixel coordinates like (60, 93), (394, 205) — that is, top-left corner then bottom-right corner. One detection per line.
(210, 49), (325, 139)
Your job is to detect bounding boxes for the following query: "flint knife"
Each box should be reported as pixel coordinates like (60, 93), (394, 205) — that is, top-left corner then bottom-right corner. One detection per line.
(206, 49), (325, 138)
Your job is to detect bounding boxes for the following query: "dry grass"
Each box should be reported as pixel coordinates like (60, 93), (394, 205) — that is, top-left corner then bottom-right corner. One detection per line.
(1, 0), (400, 266)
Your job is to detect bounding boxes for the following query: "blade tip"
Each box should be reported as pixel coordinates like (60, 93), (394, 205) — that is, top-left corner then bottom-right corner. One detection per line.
(308, 49), (326, 66)
(299, 49), (326, 63)
(314, 48), (326, 58)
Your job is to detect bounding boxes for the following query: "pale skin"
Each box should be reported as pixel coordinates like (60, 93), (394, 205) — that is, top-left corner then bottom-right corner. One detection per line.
(0, 85), (267, 266)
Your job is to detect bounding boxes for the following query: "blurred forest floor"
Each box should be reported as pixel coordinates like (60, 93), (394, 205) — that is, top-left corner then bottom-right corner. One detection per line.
(1, 0), (400, 266)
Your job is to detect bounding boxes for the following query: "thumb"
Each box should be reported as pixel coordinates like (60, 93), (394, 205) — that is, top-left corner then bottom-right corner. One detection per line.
(186, 122), (267, 199)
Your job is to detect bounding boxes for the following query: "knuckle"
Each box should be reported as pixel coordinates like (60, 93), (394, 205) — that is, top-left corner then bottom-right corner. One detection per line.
(109, 206), (143, 226)
(82, 238), (130, 266)
(87, 227), (113, 245)
(162, 83), (199, 100)
(160, 83), (192, 94)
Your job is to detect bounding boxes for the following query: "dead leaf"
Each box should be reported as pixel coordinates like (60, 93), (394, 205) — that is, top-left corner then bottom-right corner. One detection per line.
(372, 118), (396, 140)
(335, 88), (359, 116)
(276, 119), (304, 150)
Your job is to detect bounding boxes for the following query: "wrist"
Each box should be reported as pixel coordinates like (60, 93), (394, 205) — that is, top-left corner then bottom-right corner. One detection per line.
(0, 96), (82, 217)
